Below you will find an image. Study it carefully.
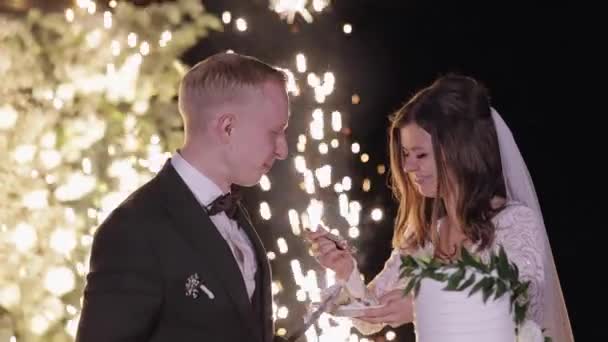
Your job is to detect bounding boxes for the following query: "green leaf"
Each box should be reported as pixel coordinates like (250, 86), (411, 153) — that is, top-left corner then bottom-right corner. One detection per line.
(457, 273), (476, 291)
(482, 277), (495, 303)
(494, 279), (508, 299)
(414, 279), (422, 297)
(490, 254), (497, 270)
(468, 277), (486, 297)
(197, 13), (223, 31)
(513, 281), (530, 301)
(401, 255), (418, 268)
(512, 262), (520, 280)
(423, 257), (441, 271)
(460, 247), (475, 264)
(461, 248), (486, 272)
(403, 277), (417, 297)
(510, 294), (517, 308)
(399, 267), (412, 280)
(497, 246), (510, 279)
(399, 262), (417, 278)
(427, 271), (448, 282)
(514, 302), (528, 325)
(444, 268), (466, 291)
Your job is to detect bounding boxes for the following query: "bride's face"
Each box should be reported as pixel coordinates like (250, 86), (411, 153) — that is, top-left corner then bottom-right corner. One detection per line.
(400, 123), (438, 197)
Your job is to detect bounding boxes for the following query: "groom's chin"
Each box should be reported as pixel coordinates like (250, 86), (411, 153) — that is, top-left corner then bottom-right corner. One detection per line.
(233, 175), (263, 188)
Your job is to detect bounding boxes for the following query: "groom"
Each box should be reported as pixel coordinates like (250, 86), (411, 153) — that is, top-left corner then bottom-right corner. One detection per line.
(76, 52), (290, 342)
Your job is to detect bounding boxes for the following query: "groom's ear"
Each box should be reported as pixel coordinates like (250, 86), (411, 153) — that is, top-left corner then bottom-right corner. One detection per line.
(216, 112), (235, 142)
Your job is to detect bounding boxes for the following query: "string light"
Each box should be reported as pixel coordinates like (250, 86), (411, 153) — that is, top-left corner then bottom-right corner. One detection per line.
(331, 111), (342, 132)
(76, 0), (89, 9)
(312, 0), (330, 12)
(127, 32), (137, 48)
(87, 1), (96, 14)
(296, 53), (307, 73)
(343, 23), (352, 34)
(156, 30), (172, 48)
(222, 11), (232, 24)
(310, 109), (324, 140)
(111, 40), (120, 56)
(318, 142), (328, 154)
(140, 41), (150, 56)
(371, 208), (383, 221)
(0, 2), (224, 340)
(260, 202), (272, 220)
(235, 18), (248, 31)
(297, 134), (307, 152)
(65, 9), (74, 22)
(362, 178), (371, 192)
(277, 238), (288, 254)
(0, 105), (18, 129)
(270, 0), (313, 24)
(259, 174), (272, 191)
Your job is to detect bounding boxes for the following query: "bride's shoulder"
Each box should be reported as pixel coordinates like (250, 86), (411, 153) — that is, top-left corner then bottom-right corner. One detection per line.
(492, 200), (542, 230)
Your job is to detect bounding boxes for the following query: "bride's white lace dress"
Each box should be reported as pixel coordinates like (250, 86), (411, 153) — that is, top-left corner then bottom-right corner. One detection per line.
(338, 201), (545, 341)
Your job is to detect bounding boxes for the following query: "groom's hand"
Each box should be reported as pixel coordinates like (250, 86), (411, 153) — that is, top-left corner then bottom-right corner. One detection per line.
(305, 229), (354, 280)
(357, 289), (413, 328)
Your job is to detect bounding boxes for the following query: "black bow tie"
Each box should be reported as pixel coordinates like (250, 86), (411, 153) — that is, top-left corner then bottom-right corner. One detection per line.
(207, 189), (242, 220)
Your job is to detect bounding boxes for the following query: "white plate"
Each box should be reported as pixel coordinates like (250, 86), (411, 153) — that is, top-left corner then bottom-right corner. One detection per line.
(310, 302), (386, 318)
(331, 303), (386, 317)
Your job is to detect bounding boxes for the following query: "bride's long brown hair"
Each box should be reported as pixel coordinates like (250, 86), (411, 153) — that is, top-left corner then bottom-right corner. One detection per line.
(388, 74), (506, 254)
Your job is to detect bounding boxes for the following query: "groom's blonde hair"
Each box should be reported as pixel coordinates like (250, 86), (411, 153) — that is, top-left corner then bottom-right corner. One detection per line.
(178, 52), (287, 134)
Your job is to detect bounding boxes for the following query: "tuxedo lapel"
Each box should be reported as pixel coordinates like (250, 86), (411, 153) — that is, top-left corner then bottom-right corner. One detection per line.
(157, 161), (262, 341)
(236, 204), (270, 287)
(236, 204), (273, 342)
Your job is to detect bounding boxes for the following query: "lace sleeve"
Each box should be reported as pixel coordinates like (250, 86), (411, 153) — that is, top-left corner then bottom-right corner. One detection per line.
(343, 248), (406, 299)
(494, 204), (546, 325)
(336, 248), (408, 335)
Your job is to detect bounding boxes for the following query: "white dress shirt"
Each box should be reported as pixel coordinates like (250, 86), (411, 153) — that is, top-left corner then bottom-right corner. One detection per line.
(171, 152), (257, 300)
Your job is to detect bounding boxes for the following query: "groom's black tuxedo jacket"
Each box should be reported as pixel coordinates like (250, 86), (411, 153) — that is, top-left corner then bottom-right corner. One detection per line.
(76, 160), (275, 342)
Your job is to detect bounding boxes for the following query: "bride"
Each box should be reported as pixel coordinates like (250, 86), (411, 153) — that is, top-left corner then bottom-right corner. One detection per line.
(306, 74), (573, 342)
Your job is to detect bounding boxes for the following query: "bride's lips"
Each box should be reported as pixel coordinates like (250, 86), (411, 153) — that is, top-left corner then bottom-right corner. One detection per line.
(414, 176), (429, 185)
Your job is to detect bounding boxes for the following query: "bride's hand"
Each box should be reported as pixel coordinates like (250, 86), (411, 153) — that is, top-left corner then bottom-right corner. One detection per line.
(305, 229), (354, 280)
(357, 289), (413, 328)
